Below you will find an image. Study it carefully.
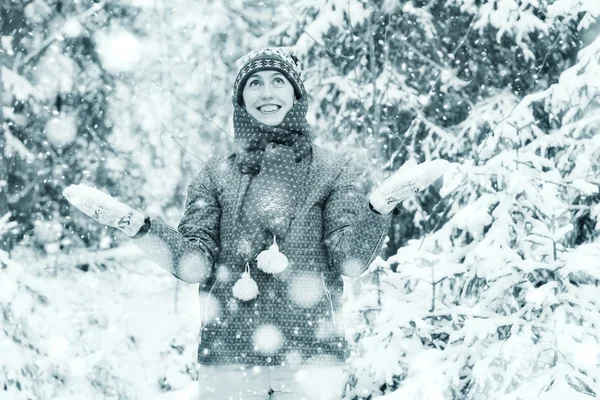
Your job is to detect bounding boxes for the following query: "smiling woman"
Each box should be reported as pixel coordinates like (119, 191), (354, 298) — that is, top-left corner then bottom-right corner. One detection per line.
(63, 46), (448, 400)
(242, 71), (296, 126)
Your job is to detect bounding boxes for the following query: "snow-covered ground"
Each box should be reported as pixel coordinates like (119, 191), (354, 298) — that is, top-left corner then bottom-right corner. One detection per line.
(1, 243), (204, 400)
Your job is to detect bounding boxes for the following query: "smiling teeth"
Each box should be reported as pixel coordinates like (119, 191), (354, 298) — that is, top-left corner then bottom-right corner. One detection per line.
(259, 105), (279, 113)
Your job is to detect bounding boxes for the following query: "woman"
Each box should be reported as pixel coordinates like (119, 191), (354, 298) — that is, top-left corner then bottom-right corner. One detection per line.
(64, 47), (447, 399)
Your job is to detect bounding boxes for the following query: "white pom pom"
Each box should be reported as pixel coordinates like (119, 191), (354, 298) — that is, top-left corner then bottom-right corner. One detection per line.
(232, 271), (259, 301)
(256, 236), (288, 274)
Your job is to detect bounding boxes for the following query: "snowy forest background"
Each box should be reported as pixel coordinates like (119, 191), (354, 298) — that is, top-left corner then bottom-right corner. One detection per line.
(1, 0), (599, 399)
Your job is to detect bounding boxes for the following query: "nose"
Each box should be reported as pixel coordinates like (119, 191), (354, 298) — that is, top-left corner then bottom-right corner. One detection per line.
(260, 83), (274, 99)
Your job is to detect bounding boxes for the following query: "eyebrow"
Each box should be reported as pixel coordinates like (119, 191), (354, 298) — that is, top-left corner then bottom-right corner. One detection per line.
(249, 72), (285, 80)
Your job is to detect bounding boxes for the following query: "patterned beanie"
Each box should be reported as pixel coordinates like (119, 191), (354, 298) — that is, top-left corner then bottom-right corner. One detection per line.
(233, 47), (306, 107)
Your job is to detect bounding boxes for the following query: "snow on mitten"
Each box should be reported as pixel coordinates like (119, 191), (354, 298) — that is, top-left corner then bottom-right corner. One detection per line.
(63, 184), (146, 237)
(256, 235), (288, 274)
(232, 263), (259, 301)
(369, 159), (449, 215)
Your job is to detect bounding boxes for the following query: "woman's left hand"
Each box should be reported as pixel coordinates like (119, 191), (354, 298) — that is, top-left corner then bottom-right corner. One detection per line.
(369, 159), (449, 215)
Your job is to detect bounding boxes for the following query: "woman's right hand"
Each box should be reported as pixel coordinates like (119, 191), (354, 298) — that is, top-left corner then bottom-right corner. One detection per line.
(63, 184), (146, 237)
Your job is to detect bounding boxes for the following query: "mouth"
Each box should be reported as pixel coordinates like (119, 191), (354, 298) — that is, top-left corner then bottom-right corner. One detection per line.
(256, 105), (282, 114)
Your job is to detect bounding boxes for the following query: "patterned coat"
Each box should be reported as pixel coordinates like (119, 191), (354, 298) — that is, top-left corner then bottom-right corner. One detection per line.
(132, 144), (392, 366)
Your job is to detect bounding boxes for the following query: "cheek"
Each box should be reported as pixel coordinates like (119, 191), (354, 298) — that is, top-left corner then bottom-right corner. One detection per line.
(284, 88), (296, 104)
(242, 88), (257, 105)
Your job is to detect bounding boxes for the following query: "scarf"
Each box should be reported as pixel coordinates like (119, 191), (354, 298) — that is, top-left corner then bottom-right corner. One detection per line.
(231, 96), (312, 265)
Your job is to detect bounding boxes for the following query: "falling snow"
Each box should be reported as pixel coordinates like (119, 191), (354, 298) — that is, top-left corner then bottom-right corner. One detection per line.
(45, 114), (77, 147)
(95, 30), (142, 73)
(2, 0), (600, 399)
(253, 324), (284, 354)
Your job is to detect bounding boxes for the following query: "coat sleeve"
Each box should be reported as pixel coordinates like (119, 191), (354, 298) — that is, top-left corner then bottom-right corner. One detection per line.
(323, 162), (392, 278)
(131, 164), (221, 284)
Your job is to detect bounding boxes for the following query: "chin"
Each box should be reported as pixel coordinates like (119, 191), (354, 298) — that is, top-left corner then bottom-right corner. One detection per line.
(263, 119), (284, 126)
(254, 115), (284, 126)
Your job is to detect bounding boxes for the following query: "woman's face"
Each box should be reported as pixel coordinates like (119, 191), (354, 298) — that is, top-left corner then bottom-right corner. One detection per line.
(242, 70), (296, 126)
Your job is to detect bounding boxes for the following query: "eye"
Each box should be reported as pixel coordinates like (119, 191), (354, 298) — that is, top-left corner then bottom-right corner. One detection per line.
(248, 79), (261, 87)
(273, 77), (285, 85)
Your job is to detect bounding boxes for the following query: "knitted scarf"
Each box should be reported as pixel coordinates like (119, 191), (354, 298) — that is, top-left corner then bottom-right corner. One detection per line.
(232, 96), (312, 264)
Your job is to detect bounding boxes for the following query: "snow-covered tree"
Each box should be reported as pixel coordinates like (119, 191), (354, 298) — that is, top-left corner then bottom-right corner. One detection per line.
(350, 2), (598, 399)
(0, 0), (152, 254)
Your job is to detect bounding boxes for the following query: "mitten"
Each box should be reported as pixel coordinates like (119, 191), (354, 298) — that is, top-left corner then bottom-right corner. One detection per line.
(63, 184), (146, 237)
(369, 159), (449, 215)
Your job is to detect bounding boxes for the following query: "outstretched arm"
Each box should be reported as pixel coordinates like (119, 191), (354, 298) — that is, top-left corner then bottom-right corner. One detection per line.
(323, 164), (393, 278)
(324, 159), (448, 278)
(63, 166), (221, 284)
(132, 167), (221, 283)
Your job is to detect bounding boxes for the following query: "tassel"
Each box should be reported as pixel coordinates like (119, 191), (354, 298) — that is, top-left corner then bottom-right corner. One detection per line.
(256, 235), (289, 274)
(232, 263), (259, 301)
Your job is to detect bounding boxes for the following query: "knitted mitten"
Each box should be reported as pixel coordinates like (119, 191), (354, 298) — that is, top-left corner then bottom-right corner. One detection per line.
(63, 184), (146, 237)
(369, 159), (449, 215)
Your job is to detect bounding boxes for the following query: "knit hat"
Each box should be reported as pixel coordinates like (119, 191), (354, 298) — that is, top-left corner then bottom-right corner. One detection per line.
(233, 47), (306, 107)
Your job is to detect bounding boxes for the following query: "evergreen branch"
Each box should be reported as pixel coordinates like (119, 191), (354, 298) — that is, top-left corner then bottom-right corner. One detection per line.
(417, 114), (457, 144)
(281, 0), (355, 61)
(398, 1), (574, 307)
(401, 38), (446, 72)
(0, 50), (15, 68)
(474, 0), (579, 163)
(0, 0), (35, 10)
(395, 13), (477, 155)
(4, 129), (34, 161)
(416, 178), (466, 251)
(553, 114), (600, 137)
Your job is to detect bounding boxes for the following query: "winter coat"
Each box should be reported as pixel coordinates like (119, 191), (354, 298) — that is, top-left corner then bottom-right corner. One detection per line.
(132, 144), (392, 366)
